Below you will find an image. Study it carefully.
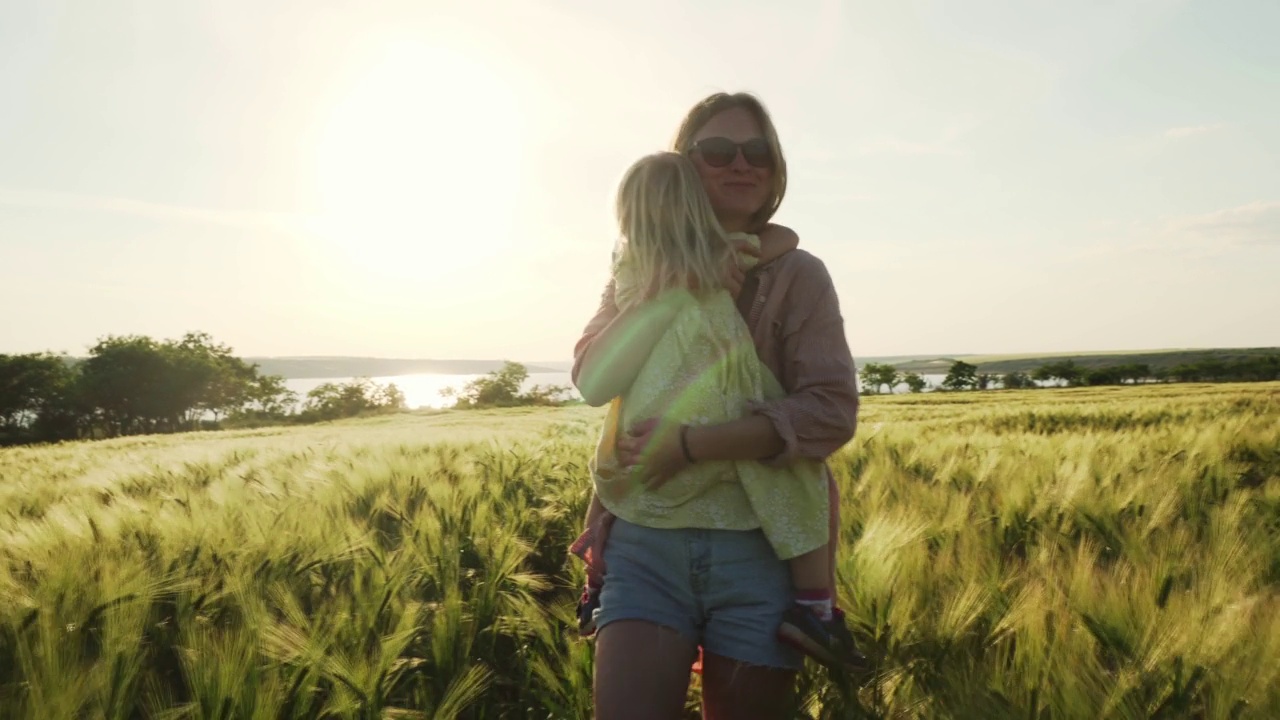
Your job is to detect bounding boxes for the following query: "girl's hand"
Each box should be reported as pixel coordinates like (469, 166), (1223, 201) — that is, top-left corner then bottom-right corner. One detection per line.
(757, 223), (799, 263)
(616, 418), (690, 490)
(723, 237), (759, 299)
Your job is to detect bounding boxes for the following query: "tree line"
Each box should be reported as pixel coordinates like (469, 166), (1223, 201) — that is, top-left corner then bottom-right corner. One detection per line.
(0, 332), (407, 446)
(442, 360), (573, 409)
(860, 354), (1280, 394)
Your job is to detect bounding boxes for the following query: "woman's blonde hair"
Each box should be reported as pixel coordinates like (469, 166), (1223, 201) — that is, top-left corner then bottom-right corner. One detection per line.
(613, 152), (730, 304)
(670, 92), (788, 229)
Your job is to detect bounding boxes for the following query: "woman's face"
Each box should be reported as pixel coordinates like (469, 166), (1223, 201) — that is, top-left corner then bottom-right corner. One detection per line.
(689, 106), (774, 230)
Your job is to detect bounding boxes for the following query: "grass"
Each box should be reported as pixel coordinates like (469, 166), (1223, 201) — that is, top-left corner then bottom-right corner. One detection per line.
(1, 383), (1278, 718)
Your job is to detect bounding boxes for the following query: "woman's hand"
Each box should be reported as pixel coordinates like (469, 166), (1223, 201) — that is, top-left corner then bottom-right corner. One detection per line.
(616, 418), (690, 490)
(588, 509), (616, 577)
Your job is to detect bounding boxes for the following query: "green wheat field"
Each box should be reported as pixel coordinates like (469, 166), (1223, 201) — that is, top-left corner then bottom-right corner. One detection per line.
(2, 383), (1278, 719)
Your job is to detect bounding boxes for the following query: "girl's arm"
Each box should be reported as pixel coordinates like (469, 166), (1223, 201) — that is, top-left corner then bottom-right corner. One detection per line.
(572, 228), (776, 406)
(573, 286), (690, 407)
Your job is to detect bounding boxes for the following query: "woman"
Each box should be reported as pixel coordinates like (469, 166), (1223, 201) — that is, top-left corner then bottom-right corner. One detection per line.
(572, 92), (861, 719)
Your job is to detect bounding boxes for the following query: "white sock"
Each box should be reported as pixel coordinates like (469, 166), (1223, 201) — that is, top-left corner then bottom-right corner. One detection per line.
(795, 596), (833, 622)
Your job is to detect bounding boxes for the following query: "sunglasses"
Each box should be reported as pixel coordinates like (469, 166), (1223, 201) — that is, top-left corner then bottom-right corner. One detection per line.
(689, 137), (773, 169)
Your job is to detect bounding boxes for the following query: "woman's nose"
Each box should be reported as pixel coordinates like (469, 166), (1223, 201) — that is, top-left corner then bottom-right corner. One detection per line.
(726, 150), (752, 172)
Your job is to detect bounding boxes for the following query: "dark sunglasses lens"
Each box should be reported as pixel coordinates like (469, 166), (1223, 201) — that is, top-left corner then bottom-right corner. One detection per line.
(696, 137), (738, 167)
(742, 139), (773, 168)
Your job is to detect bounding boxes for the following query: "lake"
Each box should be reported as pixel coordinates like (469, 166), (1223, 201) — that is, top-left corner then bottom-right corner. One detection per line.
(283, 372), (960, 410)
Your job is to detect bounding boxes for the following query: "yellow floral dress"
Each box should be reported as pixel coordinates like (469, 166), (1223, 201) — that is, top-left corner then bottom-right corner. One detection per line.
(590, 233), (828, 560)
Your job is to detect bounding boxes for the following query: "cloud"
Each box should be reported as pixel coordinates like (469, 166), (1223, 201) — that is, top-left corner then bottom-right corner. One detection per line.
(1166, 200), (1280, 247)
(1066, 201), (1280, 262)
(856, 137), (965, 156)
(1163, 123), (1226, 139)
(855, 120), (978, 157)
(0, 187), (302, 232)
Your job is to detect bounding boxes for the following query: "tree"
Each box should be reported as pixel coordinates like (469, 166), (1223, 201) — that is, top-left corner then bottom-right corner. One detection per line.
(303, 377), (406, 421)
(240, 374), (298, 417)
(941, 361), (978, 391)
(1033, 360), (1084, 387)
(859, 363), (902, 395)
(1001, 371), (1034, 389)
(456, 361), (529, 407)
(1085, 367), (1122, 386)
(0, 352), (80, 444)
(171, 331), (258, 423)
(902, 372), (928, 393)
(78, 331), (288, 435)
(453, 361), (572, 408)
(79, 335), (181, 435)
(977, 373), (995, 390)
(374, 382), (407, 411)
(1118, 363), (1151, 384)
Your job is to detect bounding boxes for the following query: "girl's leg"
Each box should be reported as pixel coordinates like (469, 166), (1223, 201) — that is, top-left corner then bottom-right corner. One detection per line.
(786, 474), (842, 619)
(777, 475), (865, 668)
(828, 471), (840, 603)
(787, 544), (834, 620)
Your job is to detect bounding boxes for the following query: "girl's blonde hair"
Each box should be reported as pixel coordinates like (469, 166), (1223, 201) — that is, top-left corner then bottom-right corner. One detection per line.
(670, 91), (788, 229)
(613, 152), (730, 303)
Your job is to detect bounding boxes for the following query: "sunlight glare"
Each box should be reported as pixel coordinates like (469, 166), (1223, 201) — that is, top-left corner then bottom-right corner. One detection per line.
(312, 36), (526, 291)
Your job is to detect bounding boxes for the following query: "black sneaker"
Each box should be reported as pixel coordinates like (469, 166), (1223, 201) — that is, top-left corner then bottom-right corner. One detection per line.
(577, 587), (602, 638)
(777, 606), (868, 669)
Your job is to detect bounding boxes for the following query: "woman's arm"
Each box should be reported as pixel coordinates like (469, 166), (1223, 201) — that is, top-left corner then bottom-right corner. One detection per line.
(616, 251), (858, 480)
(708, 252), (859, 463)
(684, 415), (785, 462)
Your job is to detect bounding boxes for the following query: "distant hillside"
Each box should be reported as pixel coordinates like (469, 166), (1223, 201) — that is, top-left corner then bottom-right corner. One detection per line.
(242, 349), (1280, 379)
(856, 354), (962, 368)
(885, 348), (1280, 374)
(244, 357), (566, 379)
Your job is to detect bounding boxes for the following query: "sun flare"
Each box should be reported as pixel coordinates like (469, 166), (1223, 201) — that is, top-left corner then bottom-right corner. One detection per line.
(311, 36), (526, 290)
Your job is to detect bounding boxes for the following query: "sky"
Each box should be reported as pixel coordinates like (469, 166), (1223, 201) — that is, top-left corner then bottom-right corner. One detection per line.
(2, 0), (1277, 362)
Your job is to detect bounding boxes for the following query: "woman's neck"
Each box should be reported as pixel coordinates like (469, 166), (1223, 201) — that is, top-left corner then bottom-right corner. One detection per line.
(718, 215), (753, 234)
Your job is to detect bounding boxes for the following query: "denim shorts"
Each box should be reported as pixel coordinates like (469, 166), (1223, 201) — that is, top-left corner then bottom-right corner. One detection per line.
(596, 517), (804, 670)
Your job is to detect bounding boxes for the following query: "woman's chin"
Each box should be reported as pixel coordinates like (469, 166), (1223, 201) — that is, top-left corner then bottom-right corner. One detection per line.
(714, 206), (761, 228)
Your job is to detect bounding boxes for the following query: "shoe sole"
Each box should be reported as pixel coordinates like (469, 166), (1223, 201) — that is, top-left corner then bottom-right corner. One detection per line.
(776, 622), (840, 666)
(777, 622), (870, 670)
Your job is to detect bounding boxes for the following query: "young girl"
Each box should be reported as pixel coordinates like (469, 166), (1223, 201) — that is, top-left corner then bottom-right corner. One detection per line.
(569, 151), (864, 670)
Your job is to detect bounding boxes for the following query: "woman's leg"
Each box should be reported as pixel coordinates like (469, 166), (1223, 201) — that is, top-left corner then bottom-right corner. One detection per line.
(594, 620), (698, 720)
(592, 518), (702, 719)
(700, 652), (796, 720)
(698, 528), (805, 719)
